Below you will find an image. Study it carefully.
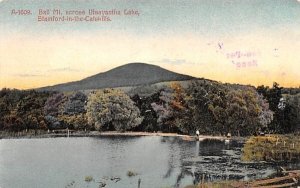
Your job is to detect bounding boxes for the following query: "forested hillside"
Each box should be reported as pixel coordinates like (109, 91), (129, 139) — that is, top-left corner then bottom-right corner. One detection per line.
(1, 81), (299, 136)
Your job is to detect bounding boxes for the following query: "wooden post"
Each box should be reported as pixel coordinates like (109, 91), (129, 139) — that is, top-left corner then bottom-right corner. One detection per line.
(138, 178), (141, 188)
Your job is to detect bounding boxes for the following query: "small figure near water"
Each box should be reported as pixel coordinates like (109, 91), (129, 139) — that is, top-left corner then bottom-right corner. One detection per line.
(227, 132), (231, 138)
(225, 132), (231, 144)
(196, 130), (200, 141)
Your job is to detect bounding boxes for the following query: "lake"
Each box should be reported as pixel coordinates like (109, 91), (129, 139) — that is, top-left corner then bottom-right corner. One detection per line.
(0, 136), (291, 188)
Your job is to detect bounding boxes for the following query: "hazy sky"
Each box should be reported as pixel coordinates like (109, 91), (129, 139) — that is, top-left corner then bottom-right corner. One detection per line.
(0, 0), (299, 89)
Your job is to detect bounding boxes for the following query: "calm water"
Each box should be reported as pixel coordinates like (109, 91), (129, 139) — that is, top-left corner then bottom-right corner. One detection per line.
(0, 136), (284, 188)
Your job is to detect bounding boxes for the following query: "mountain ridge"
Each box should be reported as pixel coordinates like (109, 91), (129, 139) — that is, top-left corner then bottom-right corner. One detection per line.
(38, 63), (196, 91)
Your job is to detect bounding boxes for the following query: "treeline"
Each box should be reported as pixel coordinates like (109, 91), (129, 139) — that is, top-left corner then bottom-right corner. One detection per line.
(0, 81), (299, 136)
(257, 83), (300, 133)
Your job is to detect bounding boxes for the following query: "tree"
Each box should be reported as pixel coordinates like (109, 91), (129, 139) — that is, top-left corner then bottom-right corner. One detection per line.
(225, 89), (258, 136)
(151, 82), (191, 133)
(204, 83), (228, 135)
(0, 88), (26, 130)
(282, 93), (300, 132)
(257, 82), (289, 133)
(44, 92), (66, 116)
(3, 110), (25, 131)
(63, 91), (87, 115)
(16, 90), (49, 130)
(0, 89), (50, 131)
(86, 89), (143, 131)
(44, 92), (67, 129)
(257, 94), (274, 131)
(58, 91), (89, 130)
(131, 92), (160, 132)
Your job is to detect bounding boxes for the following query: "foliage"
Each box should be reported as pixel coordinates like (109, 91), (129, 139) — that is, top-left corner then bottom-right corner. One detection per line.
(0, 80), (292, 136)
(84, 176), (93, 182)
(0, 89), (50, 131)
(282, 93), (300, 132)
(58, 92), (89, 129)
(86, 89), (143, 131)
(257, 95), (274, 128)
(204, 85), (273, 136)
(185, 81), (272, 136)
(63, 91), (87, 115)
(128, 84), (161, 97)
(151, 82), (190, 133)
(257, 82), (298, 133)
(57, 114), (89, 130)
(168, 82), (191, 133)
(225, 88), (263, 136)
(44, 92), (89, 130)
(127, 170), (138, 177)
(242, 135), (300, 162)
(184, 181), (237, 188)
(44, 92), (66, 116)
(193, 81), (227, 135)
(150, 81), (273, 136)
(0, 89), (89, 131)
(43, 93), (66, 129)
(131, 92), (160, 132)
(45, 115), (66, 129)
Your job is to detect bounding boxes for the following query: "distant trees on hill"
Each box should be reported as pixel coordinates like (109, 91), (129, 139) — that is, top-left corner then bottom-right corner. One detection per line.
(0, 81), (298, 135)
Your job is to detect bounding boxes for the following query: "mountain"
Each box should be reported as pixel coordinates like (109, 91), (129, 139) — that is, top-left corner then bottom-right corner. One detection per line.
(38, 63), (195, 91)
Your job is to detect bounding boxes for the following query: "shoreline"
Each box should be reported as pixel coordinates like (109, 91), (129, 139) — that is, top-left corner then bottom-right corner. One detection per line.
(0, 130), (246, 142)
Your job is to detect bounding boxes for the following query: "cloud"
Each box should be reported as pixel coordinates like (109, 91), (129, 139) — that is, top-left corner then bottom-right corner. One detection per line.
(48, 67), (81, 72)
(152, 58), (198, 66)
(15, 74), (44, 77)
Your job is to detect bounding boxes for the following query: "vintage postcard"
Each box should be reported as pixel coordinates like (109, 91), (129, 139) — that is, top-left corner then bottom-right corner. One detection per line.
(0, 0), (299, 188)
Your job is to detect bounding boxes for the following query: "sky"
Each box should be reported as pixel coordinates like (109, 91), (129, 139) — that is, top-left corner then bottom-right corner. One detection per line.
(0, 0), (299, 89)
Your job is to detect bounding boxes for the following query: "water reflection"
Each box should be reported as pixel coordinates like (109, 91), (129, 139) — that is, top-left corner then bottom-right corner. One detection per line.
(0, 136), (298, 188)
(160, 137), (296, 187)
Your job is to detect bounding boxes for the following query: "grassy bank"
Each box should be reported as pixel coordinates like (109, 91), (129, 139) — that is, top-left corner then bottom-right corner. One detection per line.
(242, 135), (300, 162)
